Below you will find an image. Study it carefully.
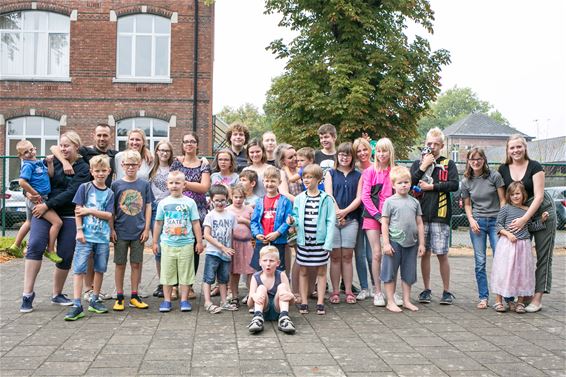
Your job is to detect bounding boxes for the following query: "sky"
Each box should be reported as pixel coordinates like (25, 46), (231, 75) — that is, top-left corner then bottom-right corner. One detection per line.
(213, 0), (566, 140)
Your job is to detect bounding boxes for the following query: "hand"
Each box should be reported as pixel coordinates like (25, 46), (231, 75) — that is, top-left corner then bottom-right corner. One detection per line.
(264, 232), (279, 242)
(288, 226), (296, 235)
(338, 217), (346, 226)
(195, 242), (204, 255)
(223, 246), (235, 256)
(29, 193), (42, 204)
(541, 211), (549, 223)
(507, 233), (517, 243)
(418, 245), (425, 257)
(76, 230), (85, 243)
(509, 216), (527, 233)
(32, 203), (48, 218)
(152, 244), (159, 255)
(74, 207), (91, 217)
(111, 230), (117, 243)
(140, 229), (150, 243)
(383, 244), (393, 256)
(286, 215), (295, 225)
(144, 152), (154, 165)
(420, 153), (435, 171)
(62, 160), (74, 175)
(469, 218), (480, 234)
(418, 180), (434, 192)
(336, 209), (347, 219)
(44, 155), (53, 164)
(256, 234), (266, 242)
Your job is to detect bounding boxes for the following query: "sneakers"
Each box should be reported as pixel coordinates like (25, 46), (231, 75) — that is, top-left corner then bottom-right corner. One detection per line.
(51, 294), (73, 306)
(129, 297), (149, 309)
(7, 243), (24, 258)
(278, 315), (296, 334)
(180, 300), (192, 312)
(394, 293), (404, 306)
(88, 300), (108, 314)
(113, 299), (125, 311)
(138, 287), (149, 298)
(98, 290), (112, 301)
(159, 301), (172, 312)
(64, 305), (85, 321)
(373, 292), (386, 307)
(20, 292), (35, 313)
(418, 289), (432, 304)
(248, 315), (264, 333)
(439, 291), (455, 305)
(356, 289), (369, 301)
(153, 285), (164, 298)
(83, 289), (93, 302)
(43, 250), (62, 264)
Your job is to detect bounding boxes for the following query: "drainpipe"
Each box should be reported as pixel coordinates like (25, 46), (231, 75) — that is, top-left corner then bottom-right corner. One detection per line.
(192, 0), (199, 132)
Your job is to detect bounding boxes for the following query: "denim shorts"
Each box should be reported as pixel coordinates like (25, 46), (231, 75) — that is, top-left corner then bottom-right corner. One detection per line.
(332, 219), (358, 249)
(73, 241), (110, 274)
(203, 254), (231, 284)
(424, 222), (450, 255)
(380, 241), (417, 285)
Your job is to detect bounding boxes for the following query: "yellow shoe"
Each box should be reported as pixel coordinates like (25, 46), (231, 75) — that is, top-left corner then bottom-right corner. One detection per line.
(113, 299), (125, 311)
(129, 297), (148, 309)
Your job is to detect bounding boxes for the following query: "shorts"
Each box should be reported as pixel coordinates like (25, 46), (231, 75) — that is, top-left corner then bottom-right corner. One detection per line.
(160, 243), (195, 286)
(332, 219), (358, 249)
(380, 241), (417, 285)
(114, 239), (145, 265)
(263, 296), (279, 321)
(362, 217), (381, 231)
(73, 241), (110, 274)
(424, 222), (450, 255)
(27, 217), (76, 270)
(203, 254), (231, 284)
(25, 196), (48, 221)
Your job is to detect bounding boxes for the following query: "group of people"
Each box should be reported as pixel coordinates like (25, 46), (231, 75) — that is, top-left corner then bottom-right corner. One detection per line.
(10, 120), (556, 335)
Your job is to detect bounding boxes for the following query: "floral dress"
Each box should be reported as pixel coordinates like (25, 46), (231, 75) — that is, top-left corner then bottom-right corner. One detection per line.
(170, 158), (211, 223)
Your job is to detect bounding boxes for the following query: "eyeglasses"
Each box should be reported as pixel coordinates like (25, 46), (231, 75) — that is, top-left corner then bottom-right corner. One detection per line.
(212, 199), (227, 204)
(157, 149), (171, 153)
(217, 158), (231, 162)
(468, 158), (484, 162)
(337, 153), (352, 159)
(183, 140), (198, 145)
(123, 163), (139, 168)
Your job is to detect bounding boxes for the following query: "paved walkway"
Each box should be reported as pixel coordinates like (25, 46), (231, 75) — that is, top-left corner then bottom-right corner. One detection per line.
(0, 254), (564, 376)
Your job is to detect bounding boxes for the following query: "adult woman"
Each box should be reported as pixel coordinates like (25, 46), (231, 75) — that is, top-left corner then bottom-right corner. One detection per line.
(242, 138), (269, 197)
(462, 148), (505, 309)
(114, 128), (153, 181)
(170, 132), (211, 297)
(498, 135), (556, 312)
(275, 143), (302, 202)
(20, 132), (91, 312)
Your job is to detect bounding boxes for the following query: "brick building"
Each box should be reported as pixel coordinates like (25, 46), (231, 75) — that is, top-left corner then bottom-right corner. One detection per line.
(0, 0), (214, 182)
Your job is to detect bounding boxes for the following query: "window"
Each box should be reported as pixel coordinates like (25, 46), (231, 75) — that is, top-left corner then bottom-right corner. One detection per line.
(116, 118), (169, 151)
(116, 14), (171, 81)
(5, 117), (60, 182)
(0, 11), (70, 80)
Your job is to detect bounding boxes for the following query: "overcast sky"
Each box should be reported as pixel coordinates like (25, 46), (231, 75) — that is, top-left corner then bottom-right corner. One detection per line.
(213, 0), (566, 140)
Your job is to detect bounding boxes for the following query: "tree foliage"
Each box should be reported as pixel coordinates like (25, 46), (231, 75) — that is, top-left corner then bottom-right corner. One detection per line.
(217, 103), (272, 140)
(263, 0), (450, 158)
(417, 86), (510, 141)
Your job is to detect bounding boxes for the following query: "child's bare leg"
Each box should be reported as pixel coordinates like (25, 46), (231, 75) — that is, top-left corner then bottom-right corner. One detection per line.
(275, 284), (292, 313)
(42, 209), (62, 253)
(316, 266), (327, 306)
(402, 281), (418, 311)
(308, 268), (317, 295)
(14, 220), (30, 247)
(284, 245), (292, 277)
(292, 259), (300, 297)
(330, 249), (342, 293)
(130, 263), (141, 292)
(253, 285), (268, 313)
(84, 257), (94, 293)
(517, 296), (524, 304)
(299, 265), (309, 305)
(179, 285), (189, 301)
(163, 285), (172, 302)
(73, 274), (84, 303)
(385, 282), (401, 312)
(342, 248), (354, 294)
(367, 229), (382, 294)
(115, 264), (126, 293)
(92, 272), (103, 297)
(202, 282), (212, 307)
(230, 274), (240, 299)
(219, 284), (228, 303)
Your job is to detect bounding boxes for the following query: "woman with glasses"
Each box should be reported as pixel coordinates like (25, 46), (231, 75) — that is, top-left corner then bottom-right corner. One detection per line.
(461, 148), (505, 309)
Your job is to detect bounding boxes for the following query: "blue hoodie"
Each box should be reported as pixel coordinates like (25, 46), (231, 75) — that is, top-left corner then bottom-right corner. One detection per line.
(250, 194), (292, 244)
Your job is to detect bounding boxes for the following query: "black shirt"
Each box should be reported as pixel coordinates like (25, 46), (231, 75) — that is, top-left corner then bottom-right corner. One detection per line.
(498, 160), (543, 200)
(79, 146), (117, 187)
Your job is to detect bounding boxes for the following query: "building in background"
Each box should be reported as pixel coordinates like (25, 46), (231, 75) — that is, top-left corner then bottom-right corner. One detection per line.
(0, 0), (214, 182)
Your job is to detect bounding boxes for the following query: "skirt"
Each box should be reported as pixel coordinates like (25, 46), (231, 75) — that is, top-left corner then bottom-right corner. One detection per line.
(490, 237), (535, 297)
(231, 239), (255, 275)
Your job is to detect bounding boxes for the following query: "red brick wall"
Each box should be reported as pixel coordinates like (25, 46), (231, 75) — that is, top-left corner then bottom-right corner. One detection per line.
(0, 0), (214, 157)
(446, 136), (508, 162)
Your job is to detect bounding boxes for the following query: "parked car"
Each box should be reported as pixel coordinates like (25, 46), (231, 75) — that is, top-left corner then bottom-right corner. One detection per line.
(0, 179), (27, 229)
(544, 186), (566, 230)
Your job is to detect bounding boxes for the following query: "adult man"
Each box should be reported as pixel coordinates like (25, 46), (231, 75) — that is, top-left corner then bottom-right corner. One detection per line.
(226, 122), (250, 173)
(410, 127), (459, 305)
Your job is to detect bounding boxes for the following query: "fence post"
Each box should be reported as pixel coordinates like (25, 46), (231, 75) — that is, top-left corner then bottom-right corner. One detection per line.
(2, 157), (6, 237)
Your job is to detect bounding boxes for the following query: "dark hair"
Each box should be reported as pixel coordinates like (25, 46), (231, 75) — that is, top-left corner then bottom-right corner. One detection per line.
(246, 138), (267, 164)
(226, 122), (250, 145)
(95, 123), (112, 131)
(209, 184), (229, 199)
(335, 142), (355, 169)
(464, 147), (490, 178)
(318, 123), (337, 137)
(505, 181), (527, 205)
(239, 169), (258, 183)
(182, 132), (199, 155)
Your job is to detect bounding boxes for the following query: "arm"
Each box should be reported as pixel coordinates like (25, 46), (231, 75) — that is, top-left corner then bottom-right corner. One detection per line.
(45, 157), (54, 178)
(75, 206), (113, 221)
(140, 203), (152, 243)
(192, 220), (204, 255)
(381, 216), (392, 256)
(184, 171), (211, 194)
(361, 168), (379, 218)
(497, 186), (506, 207)
(50, 145), (74, 175)
(510, 171), (544, 232)
(19, 178), (39, 197)
(152, 220), (164, 255)
(285, 166), (301, 183)
(416, 215), (425, 256)
(75, 204), (86, 243)
(41, 160), (91, 213)
(279, 170), (294, 202)
(203, 226), (235, 256)
(463, 197), (480, 234)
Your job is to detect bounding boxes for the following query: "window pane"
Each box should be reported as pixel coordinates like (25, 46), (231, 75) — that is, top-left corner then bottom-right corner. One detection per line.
(153, 119), (168, 137)
(44, 118), (59, 135)
(48, 33), (68, 76)
(1, 32), (22, 75)
(154, 16), (170, 34)
(0, 12), (22, 30)
(8, 140), (22, 180)
(135, 118), (151, 137)
(23, 32), (48, 76)
(118, 140), (127, 151)
(44, 139), (58, 157)
(135, 36), (151, 76)
(48, 12), (69, 32)
(24, 11), (47, 31)
(6, 118), (24, 136)
(117, 119), (132, 137)
(26, 117), (42, 135)
(155, 36), (169, 76)
(118, 16), (134, 33)
(135, 15), (153, 33)
(117, 35), (132, 76)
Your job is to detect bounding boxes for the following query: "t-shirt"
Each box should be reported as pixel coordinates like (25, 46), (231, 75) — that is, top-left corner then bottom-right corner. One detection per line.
(315, 150), (336, 182)
(111, 179), (154, 240)
(232, 148), (248, 173)
(261, 194), (280, 234)
(150, 166), (170, 203)
(20, 159), (50, 196)
(72, 182), (114, 243)
(203, 210), (237, 262)
(461, 171), (504, 218)
(382, 194), (423, 247)
(155, 195), (200, 246)
(211, 172), (239, 188)
(498, 160), (544, 200)
(79, 146), (117, 188)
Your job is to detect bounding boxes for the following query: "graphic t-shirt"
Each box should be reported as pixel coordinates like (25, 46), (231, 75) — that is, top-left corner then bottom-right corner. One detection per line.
(261, 194), (280, 234)
(203, 210), (237, 262)
(211, 172), (239, 188)
(110, 179), (154, 240)
(73, 182), (114, 243)
(155, 195), (200, 246)
(20, 159), (50, 196)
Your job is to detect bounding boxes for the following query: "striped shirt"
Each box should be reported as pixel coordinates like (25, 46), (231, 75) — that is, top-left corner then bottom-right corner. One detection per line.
(296, 193), (329, 266)
(495, 204), (546, 240)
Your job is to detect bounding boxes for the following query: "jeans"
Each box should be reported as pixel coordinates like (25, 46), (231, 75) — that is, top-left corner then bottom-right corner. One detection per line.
(469, 216), (498, 300)
(354, 225), (373, 290)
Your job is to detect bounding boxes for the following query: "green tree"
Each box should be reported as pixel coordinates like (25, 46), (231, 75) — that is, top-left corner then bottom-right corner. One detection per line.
(263, 0), (450, 157)
(416, 86), (510, 140)
(217, 103), (272, 140)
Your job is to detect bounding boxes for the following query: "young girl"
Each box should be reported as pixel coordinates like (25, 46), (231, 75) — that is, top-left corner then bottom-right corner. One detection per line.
(211, 149), (239, 189)
(263, 131), (278, 166)
(149, 140), (174, 298)
(324, 142), (362, 304)
(491, 182), (548, 313)
(361, 137), (399, 307)
(227, 184), (255, 306)
(288, 164), (336, 315)
(242, 138), (269, 197)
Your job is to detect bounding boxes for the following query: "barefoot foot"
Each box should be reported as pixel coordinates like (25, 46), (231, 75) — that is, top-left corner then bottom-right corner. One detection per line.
(403, 301), (419, 311)
(386, 303), (402, 313)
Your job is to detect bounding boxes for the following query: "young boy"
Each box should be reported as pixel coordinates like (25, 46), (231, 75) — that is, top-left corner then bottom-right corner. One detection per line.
(12, 140), (62, 262)
(247, 245), (296, 334)
(250, 166), (292, 272)
(292, 147), (324, 191)
(110, 150), (154, 311)
(410, 127), (459, 305)
(381, 166), (425, 313)
(238, 169), (259, 208)
(202, 184), (238, 313)
(64, 155), (114, 320)
(153, 171), (203, 313)
(226, 122), (250, 173)
(315, 123), (338, 177)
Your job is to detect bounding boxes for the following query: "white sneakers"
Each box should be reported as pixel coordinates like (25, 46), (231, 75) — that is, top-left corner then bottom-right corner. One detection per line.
(373, 292), (386, 307)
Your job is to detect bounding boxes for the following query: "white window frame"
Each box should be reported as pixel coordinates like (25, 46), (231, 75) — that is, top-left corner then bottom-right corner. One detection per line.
(0, 11), (71, 81)
(116, 117), (170, 152)
(114, 14), (171, 83)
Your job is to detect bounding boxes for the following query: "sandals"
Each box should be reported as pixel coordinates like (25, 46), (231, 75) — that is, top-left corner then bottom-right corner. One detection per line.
(316, 304), (325, 315)
(477, 299), (488, 309)
(298, 304), (309, 314)
(493, 302), (507, 313)
(345, 293), (356, 304)
(205, 303), (222, 314)
(329, 292), (340, 304)
(229, 297), (240, 308)
(221, 302), (239, 311)
(515, 302), (526, 314)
